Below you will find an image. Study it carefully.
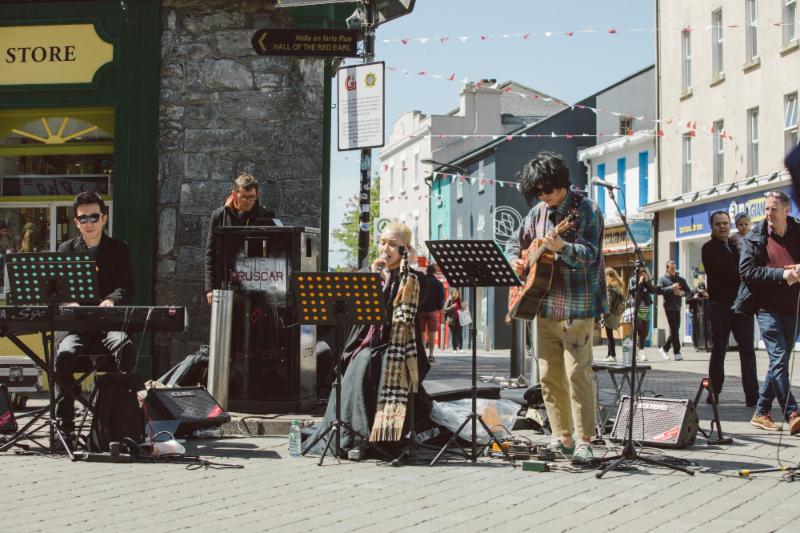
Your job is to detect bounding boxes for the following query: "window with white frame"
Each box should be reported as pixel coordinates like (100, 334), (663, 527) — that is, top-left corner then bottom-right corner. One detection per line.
(456, 175), (463, 200)
(746, 0), (758, 61)
(400, 159), (406, 191)
(713, 119), (724, 184)
(786, 92), (799, 154)
(413, 152), (420, 186)
(747, 107), (759, 176)
(681, 29), (692, 91)
(712, 9), (724, 78)
(619, 117), (633, 135)
(784, 0), (797, 46)
(388, 165), (394, 196)
(478, 160), (485, 192)
(682, 134), (692, 193)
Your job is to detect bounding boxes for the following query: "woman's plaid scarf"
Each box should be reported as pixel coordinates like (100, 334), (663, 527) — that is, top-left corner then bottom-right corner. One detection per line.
(369, 271), (420, 442)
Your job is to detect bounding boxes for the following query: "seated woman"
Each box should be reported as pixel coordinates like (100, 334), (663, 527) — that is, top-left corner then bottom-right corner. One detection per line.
(303, 222), (433, 456)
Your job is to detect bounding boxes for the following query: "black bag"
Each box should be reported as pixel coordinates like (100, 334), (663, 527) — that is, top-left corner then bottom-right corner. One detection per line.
(523, 384), (544, 406)
(88, 373), (146, 452)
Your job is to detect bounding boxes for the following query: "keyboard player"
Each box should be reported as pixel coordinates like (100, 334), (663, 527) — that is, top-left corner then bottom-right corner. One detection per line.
(54, 192), (135, 437)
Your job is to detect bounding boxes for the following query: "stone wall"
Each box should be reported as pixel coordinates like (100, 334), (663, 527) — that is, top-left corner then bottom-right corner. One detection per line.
(155, 0), (324, 372)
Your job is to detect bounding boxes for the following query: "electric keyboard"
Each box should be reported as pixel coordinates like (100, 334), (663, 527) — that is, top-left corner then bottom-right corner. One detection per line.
(0, 305), (187, 336)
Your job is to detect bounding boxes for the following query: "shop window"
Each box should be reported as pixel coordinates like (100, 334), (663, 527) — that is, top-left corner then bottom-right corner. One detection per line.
(0, 107), (114, 296)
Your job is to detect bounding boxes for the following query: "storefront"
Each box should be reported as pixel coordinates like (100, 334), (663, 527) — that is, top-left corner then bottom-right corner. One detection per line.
(673, 183), (798, 344)
(601, 215), (654, 343)
(1, 2), (162, 372)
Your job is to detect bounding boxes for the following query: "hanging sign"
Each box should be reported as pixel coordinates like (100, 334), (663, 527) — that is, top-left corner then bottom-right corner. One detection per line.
(251, 29), (361, 57)
(0, 24), (114, 86)
(337, 61), (385, 150)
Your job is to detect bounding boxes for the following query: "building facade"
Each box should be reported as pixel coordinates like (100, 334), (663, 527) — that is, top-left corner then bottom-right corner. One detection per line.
(653, 0), (800, 344)
(378, 81), (561, 258)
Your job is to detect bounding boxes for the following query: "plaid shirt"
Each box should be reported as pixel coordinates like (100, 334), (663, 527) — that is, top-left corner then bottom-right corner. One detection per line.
(505, 188), (608, 320)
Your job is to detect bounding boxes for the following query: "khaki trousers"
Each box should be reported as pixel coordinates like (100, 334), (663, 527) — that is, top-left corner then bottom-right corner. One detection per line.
(536, 317), (596, 440)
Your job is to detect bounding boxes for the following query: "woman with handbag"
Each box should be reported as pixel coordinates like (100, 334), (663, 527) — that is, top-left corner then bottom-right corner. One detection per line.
(625, 270), (655, 361)
(443, 289), (464, 352)
(602, 268), (626, 363)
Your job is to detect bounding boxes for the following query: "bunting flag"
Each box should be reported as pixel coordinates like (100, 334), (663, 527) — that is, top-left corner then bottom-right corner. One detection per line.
(379, 22), (791, 46)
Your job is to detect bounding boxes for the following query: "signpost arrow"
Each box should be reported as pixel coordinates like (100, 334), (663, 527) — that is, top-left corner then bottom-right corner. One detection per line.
(251, 28), (361, 57)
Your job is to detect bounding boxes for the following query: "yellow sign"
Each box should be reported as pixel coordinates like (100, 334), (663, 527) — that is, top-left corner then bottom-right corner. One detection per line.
(0, 24), (114, 86)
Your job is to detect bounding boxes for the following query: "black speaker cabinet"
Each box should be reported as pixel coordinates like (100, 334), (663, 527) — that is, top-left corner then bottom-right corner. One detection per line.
(146, 387), (230, 436)
(610, 396), (698, 449)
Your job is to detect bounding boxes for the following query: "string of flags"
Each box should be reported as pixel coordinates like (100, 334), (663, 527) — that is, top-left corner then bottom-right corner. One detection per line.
(372, 65), (734, 141)
(379, 22), (794, 46)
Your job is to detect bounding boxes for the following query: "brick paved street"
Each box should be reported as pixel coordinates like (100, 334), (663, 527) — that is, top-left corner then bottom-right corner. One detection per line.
(4, 345), (800, 532)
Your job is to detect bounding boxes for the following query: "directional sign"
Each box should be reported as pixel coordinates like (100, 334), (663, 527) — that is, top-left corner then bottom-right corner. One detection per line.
(251, 29), (361, 57)
(374, 0), (416, 25)
(374, 218), (391, 242)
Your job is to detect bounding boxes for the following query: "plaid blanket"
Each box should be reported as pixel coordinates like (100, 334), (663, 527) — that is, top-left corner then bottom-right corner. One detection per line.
(369, 270), (420, 442)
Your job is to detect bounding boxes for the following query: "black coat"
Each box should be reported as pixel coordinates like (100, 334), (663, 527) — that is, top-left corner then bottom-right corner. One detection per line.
(736, 218), (800, 316)
(204, 202), (275, 293)
(57, 233), (134, 305)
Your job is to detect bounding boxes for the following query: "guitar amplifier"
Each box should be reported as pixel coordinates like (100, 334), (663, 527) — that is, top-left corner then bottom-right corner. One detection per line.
(610, 396), (698, 449)
(145, 386), (230, 436)
(0, 384), (17, 434)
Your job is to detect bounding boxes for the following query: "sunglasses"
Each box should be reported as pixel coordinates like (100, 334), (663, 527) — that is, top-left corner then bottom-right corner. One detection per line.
(76, 213), (102, 225)
(532, 185), (555, 197)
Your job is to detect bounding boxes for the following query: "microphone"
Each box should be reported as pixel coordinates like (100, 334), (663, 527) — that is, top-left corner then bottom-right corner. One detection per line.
(591, 178), (620, 190)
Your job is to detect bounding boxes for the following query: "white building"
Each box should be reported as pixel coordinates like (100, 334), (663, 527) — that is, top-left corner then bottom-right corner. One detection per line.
(651, 0), (800, 344)
(378, 80), (561, 256)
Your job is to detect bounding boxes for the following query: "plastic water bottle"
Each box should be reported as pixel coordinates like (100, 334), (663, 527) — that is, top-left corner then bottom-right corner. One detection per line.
(622, 336), (633, 366)
(288, 420), (302, 458)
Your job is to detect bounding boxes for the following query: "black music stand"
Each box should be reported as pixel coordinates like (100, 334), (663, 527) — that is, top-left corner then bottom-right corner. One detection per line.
(0, 252), (99, 458)
(293, 272), (391, 465)
(426, 240), (520, 465)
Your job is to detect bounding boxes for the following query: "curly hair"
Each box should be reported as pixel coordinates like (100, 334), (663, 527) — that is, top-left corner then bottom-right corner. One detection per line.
(516, 151), (570, 206)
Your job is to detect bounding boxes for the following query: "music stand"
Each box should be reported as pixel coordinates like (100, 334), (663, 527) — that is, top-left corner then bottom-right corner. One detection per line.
(426, 240), (520, 465)
(293, 272), (391, 465)
(0, 252), (99, 458)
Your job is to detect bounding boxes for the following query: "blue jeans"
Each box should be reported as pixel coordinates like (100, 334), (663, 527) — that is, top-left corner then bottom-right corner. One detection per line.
(755, 311), (798, 420)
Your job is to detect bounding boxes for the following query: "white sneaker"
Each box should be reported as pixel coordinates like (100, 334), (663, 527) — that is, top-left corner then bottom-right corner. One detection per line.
(637, 350), (647, 362)
(673, 352), (684, 361)
(603, 355), (617, 363)
(659, 348), (671, 360)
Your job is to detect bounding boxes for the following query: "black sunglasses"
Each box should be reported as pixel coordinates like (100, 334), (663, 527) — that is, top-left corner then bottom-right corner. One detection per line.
(532, 184), (556, 197)
(76, 213), (102, 225)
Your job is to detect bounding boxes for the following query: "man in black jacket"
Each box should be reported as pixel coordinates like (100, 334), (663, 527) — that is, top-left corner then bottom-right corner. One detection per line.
(739, 190), (800, 433)
(656, 260), (691, 361)
(55, 192), (135, 435)
(701, 211), (758, 406)
(204, 173), (276, 304)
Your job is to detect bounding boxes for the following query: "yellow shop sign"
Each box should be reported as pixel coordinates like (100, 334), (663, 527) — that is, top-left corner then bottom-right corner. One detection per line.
(0, 24), (114, 86)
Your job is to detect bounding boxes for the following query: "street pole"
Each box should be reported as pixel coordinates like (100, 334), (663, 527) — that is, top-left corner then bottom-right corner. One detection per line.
(357, 0), (375, 269)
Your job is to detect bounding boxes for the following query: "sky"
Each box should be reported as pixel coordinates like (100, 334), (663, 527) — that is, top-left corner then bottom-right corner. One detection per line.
(328, 0), (655, 267)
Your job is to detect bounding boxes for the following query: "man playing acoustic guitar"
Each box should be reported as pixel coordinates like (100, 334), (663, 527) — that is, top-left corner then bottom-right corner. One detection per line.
(505, 152), (607, 464)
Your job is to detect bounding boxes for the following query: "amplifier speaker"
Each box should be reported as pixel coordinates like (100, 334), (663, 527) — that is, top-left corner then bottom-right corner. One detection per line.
(0, 383), (17, 434)
(610, 396), (698, 449)
(145, 386), (230, 436)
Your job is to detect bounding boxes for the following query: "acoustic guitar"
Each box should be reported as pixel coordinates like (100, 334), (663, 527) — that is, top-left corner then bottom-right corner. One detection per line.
(506, 213), (578, 322)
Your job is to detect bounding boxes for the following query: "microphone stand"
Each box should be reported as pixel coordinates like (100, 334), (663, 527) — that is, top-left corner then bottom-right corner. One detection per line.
(594, 185), (694, 478)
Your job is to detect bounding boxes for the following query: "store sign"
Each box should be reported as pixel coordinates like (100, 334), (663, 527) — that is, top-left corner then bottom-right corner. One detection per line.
(0, 24), (114, 86)
(603, 220), (653, 254)
(675, 186), (799, 239)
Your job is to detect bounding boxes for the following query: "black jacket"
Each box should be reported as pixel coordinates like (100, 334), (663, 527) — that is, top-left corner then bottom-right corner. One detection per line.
(701, 237), (741, 306)
(57, 233), (134, 305)
(736, 218), (800, 316)
(419, 274), (445, 313)
(656, 274), (691, 311)
(204, 202), (275, 293)
(627, 276), (655, 308)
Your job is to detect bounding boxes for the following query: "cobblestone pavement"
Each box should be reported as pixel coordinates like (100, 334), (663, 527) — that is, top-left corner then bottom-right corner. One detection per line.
(3, 345), (800, 532)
